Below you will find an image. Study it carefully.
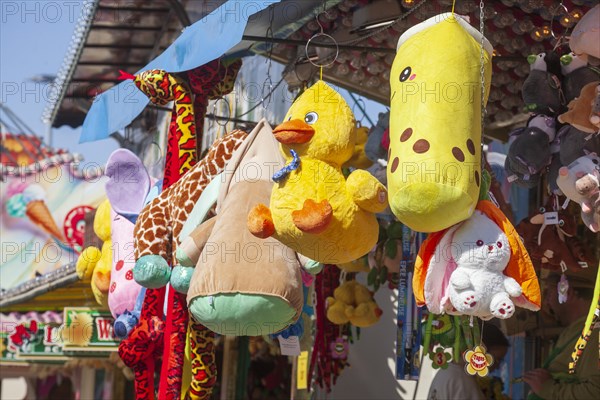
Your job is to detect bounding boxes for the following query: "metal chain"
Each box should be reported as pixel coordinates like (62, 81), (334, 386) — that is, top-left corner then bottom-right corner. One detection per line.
(479, 0), (486, 135)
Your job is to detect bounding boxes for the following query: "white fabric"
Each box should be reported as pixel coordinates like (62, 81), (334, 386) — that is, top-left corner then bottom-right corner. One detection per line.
(427, 363), (485, 400)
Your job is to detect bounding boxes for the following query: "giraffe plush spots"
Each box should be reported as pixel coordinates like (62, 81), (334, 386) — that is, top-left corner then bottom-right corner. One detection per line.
(388, 13), (493, 233)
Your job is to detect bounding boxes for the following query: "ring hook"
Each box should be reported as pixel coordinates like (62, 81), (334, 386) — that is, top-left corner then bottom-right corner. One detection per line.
(212, 97), (231, 127)
(304, 11), (339, 68)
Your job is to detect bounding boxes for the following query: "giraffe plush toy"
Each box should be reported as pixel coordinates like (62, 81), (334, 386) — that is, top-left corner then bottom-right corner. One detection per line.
(119, 61), (244, 400)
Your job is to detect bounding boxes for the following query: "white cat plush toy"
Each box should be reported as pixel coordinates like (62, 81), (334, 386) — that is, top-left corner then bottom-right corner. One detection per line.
(414, 200), (541, 320)
(447, 211), (522, 320)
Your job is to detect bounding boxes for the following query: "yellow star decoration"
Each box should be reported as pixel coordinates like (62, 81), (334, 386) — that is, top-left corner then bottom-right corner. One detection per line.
(463, 345), (494, 377)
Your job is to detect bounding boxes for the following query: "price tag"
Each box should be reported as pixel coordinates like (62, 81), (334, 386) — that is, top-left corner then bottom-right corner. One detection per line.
(278, 335), (300, 356)
(297, 351), (309, 390)
(544, 211), (559, 225)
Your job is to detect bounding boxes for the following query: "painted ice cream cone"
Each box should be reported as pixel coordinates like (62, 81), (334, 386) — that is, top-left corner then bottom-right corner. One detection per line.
(25, 200), (65, 241)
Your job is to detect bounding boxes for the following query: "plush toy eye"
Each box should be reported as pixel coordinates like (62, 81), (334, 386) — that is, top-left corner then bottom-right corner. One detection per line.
(559, 219), (565, 226)
(399, 66), (412, 82)
(476, 240), (484, 246)
(497, 241), (503, 248)
(539, 207), (545, 213)
(592, 158), (599, 165)
(287, 115), (292, 121)
(304, 112), (318, 125)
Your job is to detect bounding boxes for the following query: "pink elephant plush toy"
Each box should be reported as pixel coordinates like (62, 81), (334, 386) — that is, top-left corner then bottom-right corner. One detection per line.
(104, 148), (161, 337)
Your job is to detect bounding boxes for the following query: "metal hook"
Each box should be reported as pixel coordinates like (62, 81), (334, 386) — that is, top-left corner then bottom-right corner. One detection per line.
(303, 7), (339, 68)
(261, 77), (273, 110)
(550, 2), (569, 41)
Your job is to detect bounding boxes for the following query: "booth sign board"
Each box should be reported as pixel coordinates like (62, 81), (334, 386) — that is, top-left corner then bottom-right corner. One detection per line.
(62, 307), (120, 352)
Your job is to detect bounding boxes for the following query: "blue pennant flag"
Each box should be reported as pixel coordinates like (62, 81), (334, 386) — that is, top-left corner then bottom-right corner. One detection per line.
(80, 0), (281, 143)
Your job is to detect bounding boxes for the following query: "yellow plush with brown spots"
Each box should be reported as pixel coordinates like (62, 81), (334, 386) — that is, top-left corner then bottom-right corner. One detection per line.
(248, 81), (388, 264)
(388, 13), (493, 232)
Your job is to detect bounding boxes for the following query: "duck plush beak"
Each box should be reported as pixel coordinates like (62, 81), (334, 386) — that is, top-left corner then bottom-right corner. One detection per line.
(273, 119), (315, 144)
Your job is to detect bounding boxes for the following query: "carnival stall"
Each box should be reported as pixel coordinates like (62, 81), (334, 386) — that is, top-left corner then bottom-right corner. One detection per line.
(2, 1), (599, 399)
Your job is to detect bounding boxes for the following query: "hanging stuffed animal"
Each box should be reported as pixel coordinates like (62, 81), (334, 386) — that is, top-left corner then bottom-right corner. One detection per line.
(177, 120), (322, 336)
(560, 53), (600, 104)
(247, 80), (388, 264)
(75, 199), (112, 307)
(556, 153), (600, 232)
(504, 114), (556, 187)
(521, 52), (563, 114)
(120, 62), (244, 400)
(558, 81), (600, 134)
(515, 202), (593, 272)
(387, 13), (493, 233)
(343, 125), (373, 170)
(364, 111), (390, 163)
(569, 4), (600, 66)
(326, 280), (382, 327)
(413, 200), (541, 320)
(103, 149), (162, 338)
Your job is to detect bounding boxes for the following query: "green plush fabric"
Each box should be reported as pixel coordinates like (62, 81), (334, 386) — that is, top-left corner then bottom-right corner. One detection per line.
(189, 293), (296, 336)
(170, 265), (193, 294)
(133, 254), (170, 288)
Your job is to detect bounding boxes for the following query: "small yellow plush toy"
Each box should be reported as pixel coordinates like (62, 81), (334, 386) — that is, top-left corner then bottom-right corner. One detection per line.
(337, 255), (370, 273)
(343, 125), (373, 170)
(248, 81), (388, 264)
(326, 280), (382, 327)
(75, 199), (112, 307)
(388, 13), (493, 232)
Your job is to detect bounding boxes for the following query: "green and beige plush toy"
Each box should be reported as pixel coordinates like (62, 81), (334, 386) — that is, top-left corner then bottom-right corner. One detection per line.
(176, 120), (322, 336)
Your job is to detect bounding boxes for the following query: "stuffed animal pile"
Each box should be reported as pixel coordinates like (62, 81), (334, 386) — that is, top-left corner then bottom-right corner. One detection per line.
(505, 6), (600, 233)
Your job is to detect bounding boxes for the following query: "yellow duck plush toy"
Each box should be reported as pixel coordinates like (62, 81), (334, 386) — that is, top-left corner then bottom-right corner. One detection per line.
(248, 80), (388, 264)
(326, 280), (382, 328)
(75, 199), (112, 307)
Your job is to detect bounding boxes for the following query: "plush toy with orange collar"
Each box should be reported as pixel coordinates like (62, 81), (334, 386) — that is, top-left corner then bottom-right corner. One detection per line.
(413, 200), (541, 320)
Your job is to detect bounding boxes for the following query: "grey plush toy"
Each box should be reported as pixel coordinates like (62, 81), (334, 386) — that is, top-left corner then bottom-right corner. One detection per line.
(560, 52), (600, 104)
(521, 52), (563, 114)
(364, 111), (389, 162)
(506, 115), (556, 176)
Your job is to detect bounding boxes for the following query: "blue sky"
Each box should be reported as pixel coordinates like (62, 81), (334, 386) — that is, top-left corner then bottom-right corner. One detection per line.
(0, 0), (118, 165)
(1, 0), (386, 167)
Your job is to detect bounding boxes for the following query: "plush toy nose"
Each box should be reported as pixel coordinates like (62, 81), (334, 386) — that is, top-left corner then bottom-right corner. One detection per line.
(488, 245), (494, 252)
(273, 119), (315, 144)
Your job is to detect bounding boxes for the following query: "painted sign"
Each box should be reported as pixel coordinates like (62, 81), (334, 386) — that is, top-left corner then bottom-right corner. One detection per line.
(62, 308), (120, 352)
(0, 164), (107, 290)
(3, 319), (65, 362)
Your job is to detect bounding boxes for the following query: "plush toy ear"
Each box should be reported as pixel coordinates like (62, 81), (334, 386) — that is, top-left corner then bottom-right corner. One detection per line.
(476, 200), (541, 311)
(105, 149), (151, 220)
(414, 223), (461, 314)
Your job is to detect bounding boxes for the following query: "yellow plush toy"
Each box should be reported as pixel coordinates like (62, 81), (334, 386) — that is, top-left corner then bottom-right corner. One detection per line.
(343, 125), (373, 170)
(337, 255), (370, 273)
(387, 13), (493, 232)
(248, 81), (388, 264)
(326, 280), (382, 327)
(75, 199), (112, 307)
